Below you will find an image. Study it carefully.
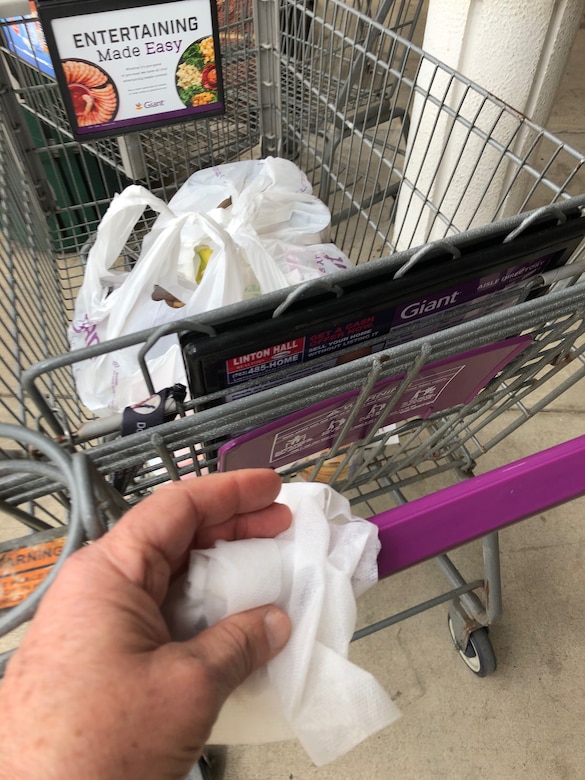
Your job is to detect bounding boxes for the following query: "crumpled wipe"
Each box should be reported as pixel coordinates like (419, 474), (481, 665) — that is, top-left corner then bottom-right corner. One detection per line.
(163, 482), (400, 766)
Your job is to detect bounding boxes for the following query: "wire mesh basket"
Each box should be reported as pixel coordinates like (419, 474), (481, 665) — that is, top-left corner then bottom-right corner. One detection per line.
(1, 0), (585, 681)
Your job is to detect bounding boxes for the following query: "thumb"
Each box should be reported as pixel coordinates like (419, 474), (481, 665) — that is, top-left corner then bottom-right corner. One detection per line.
(185, 606), (291, 705)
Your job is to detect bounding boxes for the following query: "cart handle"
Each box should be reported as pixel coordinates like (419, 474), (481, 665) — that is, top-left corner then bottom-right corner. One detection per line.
(373, 434), (585, 579)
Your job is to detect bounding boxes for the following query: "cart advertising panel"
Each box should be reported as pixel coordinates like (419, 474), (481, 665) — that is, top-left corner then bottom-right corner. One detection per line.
(39, 0), (225, 139)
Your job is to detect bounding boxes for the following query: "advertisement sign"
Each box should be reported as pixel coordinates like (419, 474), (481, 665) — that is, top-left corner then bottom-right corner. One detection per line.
(218, 336), (533, 471)
(1, 2), (55, 77)
(39, 0), (224, 140)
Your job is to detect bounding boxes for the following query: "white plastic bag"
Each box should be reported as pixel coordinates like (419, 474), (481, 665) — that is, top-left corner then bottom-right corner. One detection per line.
(69, 186), (289, 415)
(164, 157), (352, 285)
(166, 157), (331, 246)
(69, 159), (353, 415)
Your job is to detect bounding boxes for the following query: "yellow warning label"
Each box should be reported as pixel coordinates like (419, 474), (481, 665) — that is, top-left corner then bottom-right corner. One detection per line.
(0, 536), (65, 610)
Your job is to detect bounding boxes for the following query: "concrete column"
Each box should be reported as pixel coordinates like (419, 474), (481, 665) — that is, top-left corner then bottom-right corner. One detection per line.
(392, 0), (584, 251)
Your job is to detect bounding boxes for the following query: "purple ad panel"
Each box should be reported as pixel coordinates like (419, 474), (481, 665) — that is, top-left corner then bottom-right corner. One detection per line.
(220, 256), (552, 395)
(219, 336), (532, 472)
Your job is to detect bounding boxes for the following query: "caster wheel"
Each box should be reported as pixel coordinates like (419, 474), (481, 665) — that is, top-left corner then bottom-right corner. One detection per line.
(448, 616), (497, 677)
(187, 747), (227, 780)
(186, 755), (212, 780)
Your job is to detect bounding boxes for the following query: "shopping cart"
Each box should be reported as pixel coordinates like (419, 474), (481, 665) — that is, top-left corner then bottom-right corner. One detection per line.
(1, 0), (585, 711)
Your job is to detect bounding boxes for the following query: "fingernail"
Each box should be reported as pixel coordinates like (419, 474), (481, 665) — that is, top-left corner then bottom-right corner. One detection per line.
(264, 607), (291, 653)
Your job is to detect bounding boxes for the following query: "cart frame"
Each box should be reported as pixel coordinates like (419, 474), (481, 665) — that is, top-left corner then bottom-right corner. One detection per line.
(1, 0), (585, 685)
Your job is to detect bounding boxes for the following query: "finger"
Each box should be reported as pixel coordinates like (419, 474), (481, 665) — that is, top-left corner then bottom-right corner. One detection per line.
(182, 606), (291, 706)
(110, 469), (284, 558)
(194, 501), (291, 549)
(97, 470), (285, 602)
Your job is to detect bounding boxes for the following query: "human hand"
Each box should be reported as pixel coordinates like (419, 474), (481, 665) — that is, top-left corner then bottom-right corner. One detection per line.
(0, 469), (292, 780)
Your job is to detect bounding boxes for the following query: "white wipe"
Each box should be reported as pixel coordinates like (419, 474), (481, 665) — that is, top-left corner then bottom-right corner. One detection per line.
(163, 482), (400, 766)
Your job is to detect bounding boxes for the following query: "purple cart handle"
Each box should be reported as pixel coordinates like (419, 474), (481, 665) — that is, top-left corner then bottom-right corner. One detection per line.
(373, 435), (585, 579)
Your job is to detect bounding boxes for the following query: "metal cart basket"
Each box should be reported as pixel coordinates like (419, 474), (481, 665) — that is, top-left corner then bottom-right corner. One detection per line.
(1, 0), (585, 693)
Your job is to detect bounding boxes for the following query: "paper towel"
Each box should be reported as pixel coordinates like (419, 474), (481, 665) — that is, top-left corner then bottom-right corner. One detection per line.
(163, 482), (400, 766)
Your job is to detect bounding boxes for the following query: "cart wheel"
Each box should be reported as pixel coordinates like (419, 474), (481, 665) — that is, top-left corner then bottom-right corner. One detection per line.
(186, 755), (212, 780)
(448, 616), (497, 677)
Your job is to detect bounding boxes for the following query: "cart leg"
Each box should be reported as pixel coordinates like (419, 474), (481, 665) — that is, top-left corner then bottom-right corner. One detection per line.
(434, 553), (487, 625)
(389, 483), (501, 675)
(437, 551), (498, 676)
(482, 531), (503, 624)
(390, 483), (494, 624)
(448, 598), (482, 648)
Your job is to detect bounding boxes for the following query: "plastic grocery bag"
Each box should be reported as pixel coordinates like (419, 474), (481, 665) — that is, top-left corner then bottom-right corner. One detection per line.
(166, 157), (331, 246)
(69, 186), (285, 415)
(69, 159), (352, 415)
(165, 156), (350, 283)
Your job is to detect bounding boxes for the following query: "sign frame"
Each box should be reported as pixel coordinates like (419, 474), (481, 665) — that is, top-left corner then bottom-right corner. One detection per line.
(38, 0), (225, 140)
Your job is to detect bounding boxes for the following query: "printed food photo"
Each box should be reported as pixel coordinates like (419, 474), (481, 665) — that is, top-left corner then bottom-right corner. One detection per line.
(175, 36), (218, 107)
(62, 58), (119, 126)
